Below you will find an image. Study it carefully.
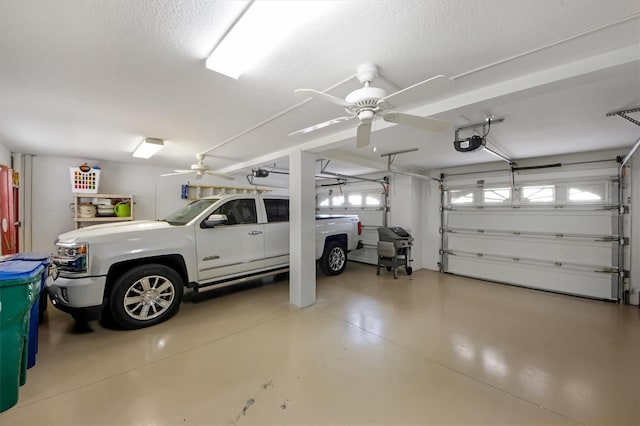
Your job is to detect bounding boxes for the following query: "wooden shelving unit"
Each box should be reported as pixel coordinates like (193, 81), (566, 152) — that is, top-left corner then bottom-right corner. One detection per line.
(73, 193), (134, 228)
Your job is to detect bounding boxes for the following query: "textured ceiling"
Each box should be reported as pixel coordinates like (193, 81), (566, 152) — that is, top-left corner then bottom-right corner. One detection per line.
(0, 0), (638, 178)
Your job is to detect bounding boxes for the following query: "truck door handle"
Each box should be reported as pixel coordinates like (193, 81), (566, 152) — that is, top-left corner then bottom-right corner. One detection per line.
(248, 230), (263, 235)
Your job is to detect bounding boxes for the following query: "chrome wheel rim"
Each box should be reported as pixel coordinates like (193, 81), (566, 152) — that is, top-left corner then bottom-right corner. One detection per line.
(328, 247), (345, 271)
(123, 275), (175, 321)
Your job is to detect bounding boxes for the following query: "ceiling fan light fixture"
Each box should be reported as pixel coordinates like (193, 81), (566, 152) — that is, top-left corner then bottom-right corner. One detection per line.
(205, 1), (337, 79)
(133, 138), (164, 158)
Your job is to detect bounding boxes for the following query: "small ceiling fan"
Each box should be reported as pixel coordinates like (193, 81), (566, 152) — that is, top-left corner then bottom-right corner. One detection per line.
(161, 153), (234, 180)
(290, 63), (453, 147)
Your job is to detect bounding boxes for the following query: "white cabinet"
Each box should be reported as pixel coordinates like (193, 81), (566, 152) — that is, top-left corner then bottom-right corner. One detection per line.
(73, 193), (134, 228)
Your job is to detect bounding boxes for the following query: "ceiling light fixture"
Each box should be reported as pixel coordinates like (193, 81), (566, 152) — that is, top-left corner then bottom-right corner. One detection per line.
(205, 1), (337, 79)
(133, 138), (164, 159)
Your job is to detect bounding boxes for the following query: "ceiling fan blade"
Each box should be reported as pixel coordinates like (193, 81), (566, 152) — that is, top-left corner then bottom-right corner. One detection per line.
(289, 115), (356, 136)
(205, 170), (235, 180)
(161, 170), (191, 177)
(294, 89), (354, 107)
(383, 112), (451, 132)
(380, 75), (453, 109)
(356, 122), (372, 148)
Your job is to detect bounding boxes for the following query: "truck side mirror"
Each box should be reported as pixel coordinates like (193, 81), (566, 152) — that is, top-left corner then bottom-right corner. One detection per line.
(201, 214), (228, 228)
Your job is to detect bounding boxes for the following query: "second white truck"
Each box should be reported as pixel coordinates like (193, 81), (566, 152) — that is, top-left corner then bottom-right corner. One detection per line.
(49, 194), (361, 329)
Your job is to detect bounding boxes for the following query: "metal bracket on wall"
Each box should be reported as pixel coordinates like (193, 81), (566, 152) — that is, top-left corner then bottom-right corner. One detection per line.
(379, 148), (443, 182)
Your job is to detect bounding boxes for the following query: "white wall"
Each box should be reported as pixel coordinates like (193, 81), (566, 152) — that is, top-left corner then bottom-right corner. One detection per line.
(388, 173), (424, 270)
(29, 155), (248, 253)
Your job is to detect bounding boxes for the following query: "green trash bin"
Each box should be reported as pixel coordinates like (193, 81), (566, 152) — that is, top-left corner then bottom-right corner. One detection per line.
(0, 260), (44, 413)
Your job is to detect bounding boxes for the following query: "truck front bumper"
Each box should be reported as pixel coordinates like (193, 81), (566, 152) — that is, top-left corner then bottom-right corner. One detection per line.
(47, 275), (107, 321)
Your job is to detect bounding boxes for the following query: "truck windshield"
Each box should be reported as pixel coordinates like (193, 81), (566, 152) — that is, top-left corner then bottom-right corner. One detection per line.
(163, 198), (219, 225)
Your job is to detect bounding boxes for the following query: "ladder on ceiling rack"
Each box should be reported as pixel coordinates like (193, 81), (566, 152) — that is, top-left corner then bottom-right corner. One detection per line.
(181, 184), (271, 200)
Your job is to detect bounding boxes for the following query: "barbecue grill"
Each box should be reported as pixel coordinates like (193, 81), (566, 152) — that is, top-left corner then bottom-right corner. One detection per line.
(376, 226), (413, 278)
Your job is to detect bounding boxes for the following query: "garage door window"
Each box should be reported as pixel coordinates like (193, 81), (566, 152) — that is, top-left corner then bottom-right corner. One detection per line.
(332, 195), (345, 206)
(365, 194), (381, 206)
(348, 194), (362, 206)
(568, 183), (605, 202)
(450, 190), (474, 205)
(522, 185), (555, 203)
(484, 188), (511, 203)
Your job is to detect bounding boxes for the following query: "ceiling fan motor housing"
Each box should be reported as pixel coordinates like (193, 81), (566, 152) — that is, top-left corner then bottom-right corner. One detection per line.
(345, 86), (387, 110)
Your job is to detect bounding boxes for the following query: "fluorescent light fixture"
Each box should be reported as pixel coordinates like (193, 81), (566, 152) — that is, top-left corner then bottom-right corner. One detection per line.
(133, 138), (164, 159)
(206, 1), (337, 79)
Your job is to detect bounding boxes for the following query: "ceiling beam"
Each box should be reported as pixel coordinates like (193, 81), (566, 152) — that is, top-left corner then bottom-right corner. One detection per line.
(410, 44), (639, 119)
(219, 44), (639, 175)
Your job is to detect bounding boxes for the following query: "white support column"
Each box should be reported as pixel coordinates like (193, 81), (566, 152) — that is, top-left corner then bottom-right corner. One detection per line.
(289, 149), (316, 307)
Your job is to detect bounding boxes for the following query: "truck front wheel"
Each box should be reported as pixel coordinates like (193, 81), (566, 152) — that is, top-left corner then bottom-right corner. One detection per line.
(320, 241), (347, 276)
(109, 264), (184, 329)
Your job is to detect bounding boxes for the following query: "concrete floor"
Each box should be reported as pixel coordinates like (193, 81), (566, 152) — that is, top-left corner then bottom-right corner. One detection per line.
(1, 262), (639, 425)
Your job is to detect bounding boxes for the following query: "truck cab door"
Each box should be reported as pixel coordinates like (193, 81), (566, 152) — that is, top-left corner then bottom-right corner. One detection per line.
(195, 198), (265, 282)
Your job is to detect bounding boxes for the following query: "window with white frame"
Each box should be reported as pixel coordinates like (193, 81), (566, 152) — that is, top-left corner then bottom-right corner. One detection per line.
(332, 195), (345, 207)
(318, 197), (330, 207)
(348, 194), (362, 206)
(522, 185), (555, 203)
(449, 190), (474, 204)
(568, 183), (605, 202)
(365, 193), (381, 207)
(483, 188), (511, 203)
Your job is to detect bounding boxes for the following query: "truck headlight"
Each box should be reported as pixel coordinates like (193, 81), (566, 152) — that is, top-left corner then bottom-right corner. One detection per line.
(54, 242), (89, 273)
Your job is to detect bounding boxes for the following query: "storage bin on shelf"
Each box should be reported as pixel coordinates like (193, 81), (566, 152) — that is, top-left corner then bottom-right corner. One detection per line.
(69, 166), (101, 194)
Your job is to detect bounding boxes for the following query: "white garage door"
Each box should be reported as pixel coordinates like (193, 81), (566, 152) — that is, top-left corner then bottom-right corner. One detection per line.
(441, 164), (624, 300)
(316, 177), (389, 265)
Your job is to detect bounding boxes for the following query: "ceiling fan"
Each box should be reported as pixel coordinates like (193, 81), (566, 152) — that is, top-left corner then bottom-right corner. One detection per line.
(161, 153), (234, 180)
(290, 63), (453, 147)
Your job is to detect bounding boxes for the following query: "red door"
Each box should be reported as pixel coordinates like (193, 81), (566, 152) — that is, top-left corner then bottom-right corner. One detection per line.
(0, 165), (18, 255)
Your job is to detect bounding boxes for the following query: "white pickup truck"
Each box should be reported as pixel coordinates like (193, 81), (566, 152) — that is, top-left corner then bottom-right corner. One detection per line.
(48, 194), (361, 329)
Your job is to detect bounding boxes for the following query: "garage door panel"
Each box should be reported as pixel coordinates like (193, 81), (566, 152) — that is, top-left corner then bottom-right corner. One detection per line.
(442, 167), (621, 300)
(446, 210), (614, 235)
(317, 179), (387, 265)
(448, 256), (615, 300)
(447, 234), (614, 267)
